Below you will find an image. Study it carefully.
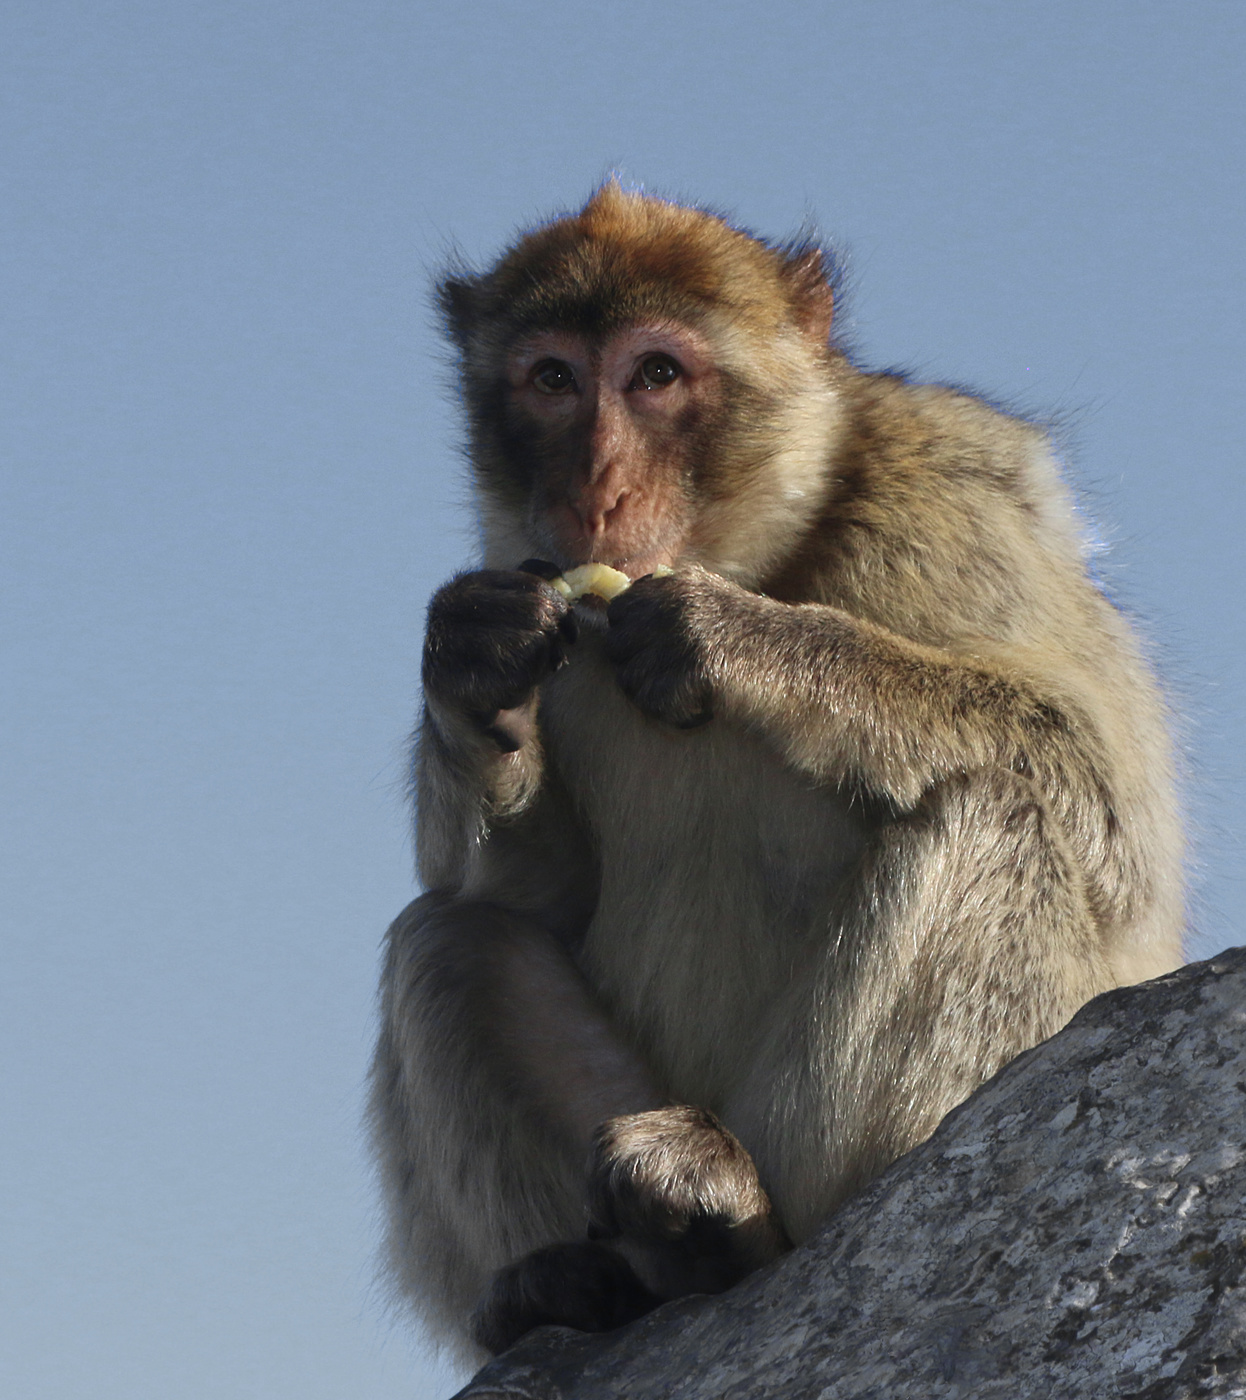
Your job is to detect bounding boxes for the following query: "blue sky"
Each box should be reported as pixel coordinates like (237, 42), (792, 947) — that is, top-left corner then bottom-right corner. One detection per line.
(3, 4), (1243, 1397)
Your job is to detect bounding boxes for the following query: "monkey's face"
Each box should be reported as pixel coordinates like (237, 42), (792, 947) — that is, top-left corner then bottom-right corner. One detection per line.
(445, 184), (841, 587)
(499, 321), (723, 578)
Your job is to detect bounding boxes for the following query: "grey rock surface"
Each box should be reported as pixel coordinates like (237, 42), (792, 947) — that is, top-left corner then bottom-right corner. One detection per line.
(453, 948), (1246, 1400)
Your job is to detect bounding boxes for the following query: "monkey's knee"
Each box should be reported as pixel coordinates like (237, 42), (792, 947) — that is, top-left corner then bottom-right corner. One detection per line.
(898, 766), (1110, 1014)
(383, 892), (547, 1001)
(915, 767), (1089, 909)
(386, 888), (508, 953)
(379, 894), (554, 1107)
(471, 1242), (660, 1355)
(920, 766), (1049, 835)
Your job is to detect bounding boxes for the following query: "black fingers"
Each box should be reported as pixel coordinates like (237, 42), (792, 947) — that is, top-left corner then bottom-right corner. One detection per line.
(471, 1242), (660, 1355)
(605, 575), (713, 729)
(516, 557), (563, 581)
(423, 569), (576, 741)
(517, 559), (577, 643)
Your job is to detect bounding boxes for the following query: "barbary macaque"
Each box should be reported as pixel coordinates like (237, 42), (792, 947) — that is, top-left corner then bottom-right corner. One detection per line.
(371, 184), (1184, 1361)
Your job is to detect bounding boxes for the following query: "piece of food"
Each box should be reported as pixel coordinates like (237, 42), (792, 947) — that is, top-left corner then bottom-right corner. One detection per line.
(550, 563), (674, 602)
(550, 563), (632, 601)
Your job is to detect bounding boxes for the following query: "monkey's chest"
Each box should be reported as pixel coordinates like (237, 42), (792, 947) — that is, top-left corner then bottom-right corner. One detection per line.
(540, 643), (872, 1108)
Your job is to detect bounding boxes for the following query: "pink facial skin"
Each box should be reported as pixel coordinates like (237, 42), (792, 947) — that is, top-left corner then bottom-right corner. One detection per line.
(506, 324), (718, 578)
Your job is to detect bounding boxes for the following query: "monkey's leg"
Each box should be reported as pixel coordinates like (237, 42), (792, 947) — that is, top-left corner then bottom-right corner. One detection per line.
(371, 891), (663, 1358)
(730, 767), (1114, 1244)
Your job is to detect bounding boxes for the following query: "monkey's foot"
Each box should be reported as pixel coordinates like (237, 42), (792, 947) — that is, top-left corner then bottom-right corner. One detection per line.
(471, 1241), (661, 1356)
(587, 1105), (790, 1296)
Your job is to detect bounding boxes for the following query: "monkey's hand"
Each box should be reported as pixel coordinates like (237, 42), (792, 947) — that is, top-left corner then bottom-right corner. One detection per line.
(586, 1105), (789, 1299)
(423, 568), (577, 753)
(604, 567), (734, 728)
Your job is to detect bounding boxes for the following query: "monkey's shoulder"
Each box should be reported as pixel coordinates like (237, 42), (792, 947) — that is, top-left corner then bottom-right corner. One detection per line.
(766, 365), (1093, 643)
(832, 367), (1071, 519)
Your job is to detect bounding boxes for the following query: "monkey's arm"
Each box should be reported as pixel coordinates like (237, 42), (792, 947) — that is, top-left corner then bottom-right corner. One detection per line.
(382, 569), (678, 1352)
(605, 571), (1153, 1244)
(415, 698), (543, 890)
(605, 568), (1140, 922)
(414, 567), (642, 1108)
(415, 566), (576, 893)
(609, 568), (1089, 795)
(718, 599), (1080, 804)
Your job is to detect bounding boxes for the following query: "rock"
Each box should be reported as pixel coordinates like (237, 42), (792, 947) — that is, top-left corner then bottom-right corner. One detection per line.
(452, 948), (1246, 1399)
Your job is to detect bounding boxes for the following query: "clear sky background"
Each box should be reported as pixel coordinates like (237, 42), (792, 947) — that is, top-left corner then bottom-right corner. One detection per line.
(2, 4), (1243, 1398)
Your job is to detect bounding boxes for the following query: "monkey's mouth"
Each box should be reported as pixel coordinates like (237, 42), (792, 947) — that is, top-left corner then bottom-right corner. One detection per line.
(544, 546), (679, 581)
(613, 551), (678, 581)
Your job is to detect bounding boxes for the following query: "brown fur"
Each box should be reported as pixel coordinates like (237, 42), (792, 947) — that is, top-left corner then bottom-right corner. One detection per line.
(371, 184), (1184, 1363)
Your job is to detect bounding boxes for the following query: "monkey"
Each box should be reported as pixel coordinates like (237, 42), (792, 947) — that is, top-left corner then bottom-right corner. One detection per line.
(370, 183), (1184, 1364)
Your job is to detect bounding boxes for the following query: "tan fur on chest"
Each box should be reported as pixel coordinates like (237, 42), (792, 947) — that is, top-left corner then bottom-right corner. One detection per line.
(540, 631), (875, 1110)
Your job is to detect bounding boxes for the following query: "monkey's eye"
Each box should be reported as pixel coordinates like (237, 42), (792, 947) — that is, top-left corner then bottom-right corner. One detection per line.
(531, 359), (578, 395)
(631, 354), (681, 391)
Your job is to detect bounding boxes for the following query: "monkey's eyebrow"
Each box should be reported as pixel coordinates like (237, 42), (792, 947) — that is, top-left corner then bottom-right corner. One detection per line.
(508, 330), (588, 356)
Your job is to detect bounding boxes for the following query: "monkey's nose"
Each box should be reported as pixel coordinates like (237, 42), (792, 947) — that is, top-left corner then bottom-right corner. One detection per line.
(569, 487), (628, 540)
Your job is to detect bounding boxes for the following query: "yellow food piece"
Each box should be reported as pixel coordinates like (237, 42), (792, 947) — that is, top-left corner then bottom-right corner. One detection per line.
(551, 563), (675, 602)
(551, 563), (633, 601)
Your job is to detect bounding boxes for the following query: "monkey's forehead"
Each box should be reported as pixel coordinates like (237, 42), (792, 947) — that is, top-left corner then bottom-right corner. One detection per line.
(439, 187), (834, 362)
(479, 196), (789, 336)
(486, 274), (718, 342)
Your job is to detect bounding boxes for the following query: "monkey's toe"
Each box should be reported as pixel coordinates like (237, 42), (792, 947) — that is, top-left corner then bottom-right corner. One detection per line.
(470, 1241), (661, 1355)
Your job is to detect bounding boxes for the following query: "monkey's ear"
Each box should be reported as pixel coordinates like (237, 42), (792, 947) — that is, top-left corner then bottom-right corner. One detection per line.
(438, 275), (484, 350)
(779, 247), (834, 347)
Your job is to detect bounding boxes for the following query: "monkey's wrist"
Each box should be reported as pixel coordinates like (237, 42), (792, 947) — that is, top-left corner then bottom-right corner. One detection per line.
(422, 697), (546, 827)
(425, 692), (541, 764)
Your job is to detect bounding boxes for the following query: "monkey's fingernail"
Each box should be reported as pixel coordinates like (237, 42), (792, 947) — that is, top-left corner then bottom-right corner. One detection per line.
(674, 706), (714, 730)
(517, 558), (562, 580)
(481, 722), (523, 753)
